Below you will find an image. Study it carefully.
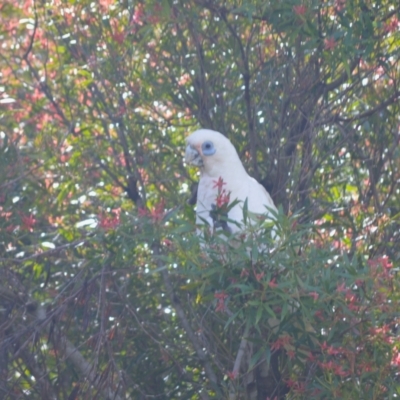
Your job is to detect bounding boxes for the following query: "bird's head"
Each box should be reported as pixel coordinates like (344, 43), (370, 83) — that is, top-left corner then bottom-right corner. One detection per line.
(185, 129), (244, 177)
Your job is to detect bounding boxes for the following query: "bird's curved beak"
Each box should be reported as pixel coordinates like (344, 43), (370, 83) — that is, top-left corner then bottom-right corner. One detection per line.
(185, 144), (203, 167)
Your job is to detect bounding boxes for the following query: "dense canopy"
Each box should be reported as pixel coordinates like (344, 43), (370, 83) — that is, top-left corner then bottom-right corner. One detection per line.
(0, 0), (399, 399)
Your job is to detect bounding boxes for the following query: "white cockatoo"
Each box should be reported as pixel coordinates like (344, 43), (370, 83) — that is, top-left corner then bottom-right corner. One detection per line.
(185, 129), (280, 397)
(185, 129), (277, 235)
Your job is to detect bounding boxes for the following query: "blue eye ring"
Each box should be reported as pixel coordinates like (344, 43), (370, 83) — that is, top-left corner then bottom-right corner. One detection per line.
(202, 141), (216, 156)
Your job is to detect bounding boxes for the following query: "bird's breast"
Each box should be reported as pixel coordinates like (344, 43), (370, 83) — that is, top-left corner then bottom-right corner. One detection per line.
(196, 177), (218, 214)
(196, 176), (245, 233)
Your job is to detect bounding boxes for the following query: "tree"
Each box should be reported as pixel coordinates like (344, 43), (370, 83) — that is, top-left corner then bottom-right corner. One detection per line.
(0, 0), (399, 398)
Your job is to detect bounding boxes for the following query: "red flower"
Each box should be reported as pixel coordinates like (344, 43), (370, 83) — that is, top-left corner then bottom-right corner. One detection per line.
(324, 344), (344, 356)
(319, 360), (349, 377)
(149, 200), (165, 223)
(214, 291), (228, 312)
(287, 350), (296, 359)
(314, 310), (324, 320)
(268, 278), (278, 288)
(306, 351), (316, 362)
(138, 207), (148, 217)
(133, 5), (144, 24)
(255, 271), (265, 281)
(99, 216), (119, 230)
(6, 224), (16, 233)
(271, 334), (292, 351)
(391, 351), (400, 367)
(212, 177), (226, 190)
(320, 341), (329, 351)
(286, 378), (296, 388)
(293, 5), (307, 15)
(162, 238), (173, 247)
(348, 303), (360, 312)
(138, 200), (166, 223)
(334, 0), (346, 12)
(368, 256), (392, 269)
(285, 379), (305, 393)
(309, 291), (319, 301)
(115, 105), (126, 117)
(324, 37), (337, 50)
(336, 282), (347, 293)
(213, 177), (231, 208)
(227, 370), (238, 380)
(240, 268), (249, 278)
(369, 325), (389, 336)
(21, 213), (36, 232)
(112, 32), (125, 44)
(216, 190), (230, 207)
(384, 17), (399, 33)
(99, 209), (120, 230)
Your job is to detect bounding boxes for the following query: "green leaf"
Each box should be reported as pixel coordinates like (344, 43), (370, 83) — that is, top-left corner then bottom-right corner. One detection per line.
(249, 347), (265, 371)
(242, 198), (248, 225)
(255, 306), (263, 325)
(251, 243), (259, 263)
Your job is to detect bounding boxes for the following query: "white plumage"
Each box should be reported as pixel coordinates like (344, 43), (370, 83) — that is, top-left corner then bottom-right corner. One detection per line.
(185, 129), (277, 234)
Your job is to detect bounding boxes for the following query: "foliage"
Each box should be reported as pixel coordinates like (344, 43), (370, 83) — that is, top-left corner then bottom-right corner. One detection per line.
(0, 0), (399, 399)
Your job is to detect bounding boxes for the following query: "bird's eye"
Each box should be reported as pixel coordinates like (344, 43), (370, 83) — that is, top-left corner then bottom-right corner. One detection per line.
(202, 141), (216, 156)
